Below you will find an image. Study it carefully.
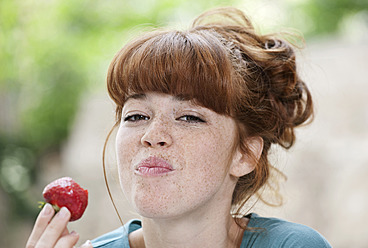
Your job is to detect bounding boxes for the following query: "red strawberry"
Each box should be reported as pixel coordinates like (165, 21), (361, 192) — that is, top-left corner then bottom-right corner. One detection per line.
(41, 177), (88, 221)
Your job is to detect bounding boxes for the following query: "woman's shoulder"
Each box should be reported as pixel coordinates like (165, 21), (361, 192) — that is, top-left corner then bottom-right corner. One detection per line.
(242, 213), (332, 248)
(91, 219), (142, 248)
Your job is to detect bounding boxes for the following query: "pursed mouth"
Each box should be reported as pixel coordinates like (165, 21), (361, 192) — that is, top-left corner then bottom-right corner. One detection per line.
(135, 156), (175, 176)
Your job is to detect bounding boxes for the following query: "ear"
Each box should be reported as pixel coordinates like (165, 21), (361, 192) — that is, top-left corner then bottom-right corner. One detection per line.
(230, 136), (264, 178)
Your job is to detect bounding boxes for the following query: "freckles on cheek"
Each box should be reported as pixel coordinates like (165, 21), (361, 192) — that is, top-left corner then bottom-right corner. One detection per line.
(116, 127), (138, 162)
(115, 129), (137, 190)
(181, 132), (229, 190)
(193, 131), (233, 167)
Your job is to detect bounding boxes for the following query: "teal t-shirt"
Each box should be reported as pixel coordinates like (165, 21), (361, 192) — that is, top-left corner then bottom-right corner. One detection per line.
(91, 213), (332, 247)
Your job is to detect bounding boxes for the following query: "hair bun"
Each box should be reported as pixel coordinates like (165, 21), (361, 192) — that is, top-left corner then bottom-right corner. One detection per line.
(261, 37), (312, 147)
(265, 38), (283, 50)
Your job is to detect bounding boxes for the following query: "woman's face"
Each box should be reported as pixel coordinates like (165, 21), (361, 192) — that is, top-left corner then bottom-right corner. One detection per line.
(116, 92), (246, 218)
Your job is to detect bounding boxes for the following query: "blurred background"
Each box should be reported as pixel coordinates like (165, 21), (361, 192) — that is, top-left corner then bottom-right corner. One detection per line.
(1, 0), (367, 247)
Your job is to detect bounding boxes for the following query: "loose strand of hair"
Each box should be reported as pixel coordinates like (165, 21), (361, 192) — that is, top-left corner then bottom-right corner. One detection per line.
(102, 121), (123, 225)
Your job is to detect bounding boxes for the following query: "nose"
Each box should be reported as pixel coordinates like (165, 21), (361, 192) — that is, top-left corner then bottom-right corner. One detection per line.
(141, 118), (173, 148)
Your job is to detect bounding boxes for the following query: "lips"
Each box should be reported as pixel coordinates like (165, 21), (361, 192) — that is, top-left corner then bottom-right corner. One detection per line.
(135, 156), (175, 177)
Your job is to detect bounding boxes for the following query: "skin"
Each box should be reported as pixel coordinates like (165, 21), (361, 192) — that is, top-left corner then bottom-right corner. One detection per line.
(116, 92), (262, 248)
(26, 203), (93, 248)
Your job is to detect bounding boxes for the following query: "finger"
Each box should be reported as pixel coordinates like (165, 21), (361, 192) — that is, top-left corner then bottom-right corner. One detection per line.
(26, 203), (55, 248)
(61, 227), (69, 237)
(80, 240), (93, 248)
(36, 207), (71, 247)
(54, 231), (79, 248)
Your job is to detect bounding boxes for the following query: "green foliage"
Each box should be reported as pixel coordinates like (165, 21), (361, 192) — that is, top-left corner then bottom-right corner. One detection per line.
(288, 0), (368, 37)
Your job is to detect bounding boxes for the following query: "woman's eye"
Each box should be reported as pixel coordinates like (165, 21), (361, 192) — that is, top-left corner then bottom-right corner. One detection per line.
(177, 115), (205, 123)
(123, 114), (149, 122)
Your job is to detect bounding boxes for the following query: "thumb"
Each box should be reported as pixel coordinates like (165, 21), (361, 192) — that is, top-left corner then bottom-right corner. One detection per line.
(80, 240), (93, 248)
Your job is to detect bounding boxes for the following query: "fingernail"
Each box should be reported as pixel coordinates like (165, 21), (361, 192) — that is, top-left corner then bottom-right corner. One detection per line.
(82, 240), (92, 246)
(42, 203), (53, 215)
(58, 207), (70, 218)
(70, 230), (79, 236)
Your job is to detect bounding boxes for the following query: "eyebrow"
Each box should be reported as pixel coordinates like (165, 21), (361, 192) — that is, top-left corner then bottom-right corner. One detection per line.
(125, 93), (190, 102)
(125, 93), (147, 101)
(174, 94), (190, 101)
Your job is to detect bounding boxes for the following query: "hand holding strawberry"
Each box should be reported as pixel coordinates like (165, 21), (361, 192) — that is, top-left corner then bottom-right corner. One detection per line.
(26, 177), (91, 248)
(41, 177), (88, 221)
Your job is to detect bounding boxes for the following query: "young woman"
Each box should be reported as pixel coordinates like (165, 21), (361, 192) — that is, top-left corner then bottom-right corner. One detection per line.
(26, 7), (332, 248)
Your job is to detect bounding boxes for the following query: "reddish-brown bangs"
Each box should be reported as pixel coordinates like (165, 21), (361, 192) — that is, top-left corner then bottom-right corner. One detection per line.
(107, 29), (239, 121)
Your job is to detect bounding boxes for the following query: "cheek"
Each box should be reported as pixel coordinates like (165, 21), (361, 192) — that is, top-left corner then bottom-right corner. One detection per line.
(116, 127), (135, 166)
(115, 127), (138, 195)
(181, 128), (235, 184)
(116, 125), (145, 162)
(190, 128), (234, 166)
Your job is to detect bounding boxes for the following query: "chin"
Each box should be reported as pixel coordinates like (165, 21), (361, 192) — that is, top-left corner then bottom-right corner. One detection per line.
(133, 197), (173, 217)
(131, 194), (192, 220)
(134, 206), (181, 220)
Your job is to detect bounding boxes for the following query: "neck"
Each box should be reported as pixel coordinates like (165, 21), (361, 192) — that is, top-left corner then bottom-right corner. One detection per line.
(137, 208), (246, 248)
